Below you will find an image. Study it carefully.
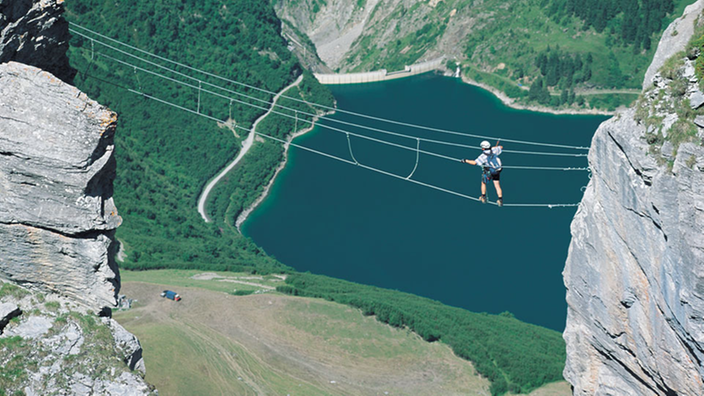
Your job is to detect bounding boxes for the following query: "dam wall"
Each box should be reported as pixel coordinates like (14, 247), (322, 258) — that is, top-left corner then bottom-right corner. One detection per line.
(314, 57), (444, 84)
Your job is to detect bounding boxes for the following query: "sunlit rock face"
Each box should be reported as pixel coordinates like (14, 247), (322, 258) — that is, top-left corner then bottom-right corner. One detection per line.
(564, 108), (704, 395)
(0, 61), (122, 312)
(564, 2), (704, 394)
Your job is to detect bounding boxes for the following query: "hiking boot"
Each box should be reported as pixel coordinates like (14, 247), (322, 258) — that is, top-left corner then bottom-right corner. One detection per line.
(479, 194), (487, 204)
(497, 197), (503, 207)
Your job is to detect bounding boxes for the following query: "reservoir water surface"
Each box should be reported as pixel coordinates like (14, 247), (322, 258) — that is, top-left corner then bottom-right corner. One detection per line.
(243, 74), (607, 331)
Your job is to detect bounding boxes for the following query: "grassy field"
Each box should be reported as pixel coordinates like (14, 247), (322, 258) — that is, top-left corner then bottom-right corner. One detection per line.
(119, 269), (285, 295)
(115, 270), (570, 395)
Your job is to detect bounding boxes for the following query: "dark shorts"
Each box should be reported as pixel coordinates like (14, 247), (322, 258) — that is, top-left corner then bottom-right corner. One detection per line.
(482, 168), (502, 183)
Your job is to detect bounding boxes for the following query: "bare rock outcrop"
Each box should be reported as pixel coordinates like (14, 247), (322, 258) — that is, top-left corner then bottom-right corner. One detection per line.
(564, 111), (704, 395)
(0, 61), (121, 312)
(275, 0), (381, 70)
(644, 0), (704, 89)
(0, 0), (75, 83)
(0, 282), (151, 395)
(564, 3), (704, 394)
(0, 2), (154, 393)
(274, 0), (459, 72)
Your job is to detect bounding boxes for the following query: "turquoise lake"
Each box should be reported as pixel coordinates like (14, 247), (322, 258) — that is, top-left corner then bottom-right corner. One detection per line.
(243, 74), (607, 331)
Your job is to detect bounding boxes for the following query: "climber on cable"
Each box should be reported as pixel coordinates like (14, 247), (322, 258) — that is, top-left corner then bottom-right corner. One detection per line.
(460, 140), (503, 207)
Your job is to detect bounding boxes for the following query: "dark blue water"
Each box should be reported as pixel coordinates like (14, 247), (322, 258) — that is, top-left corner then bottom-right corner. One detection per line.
(243, 74), (607, 331)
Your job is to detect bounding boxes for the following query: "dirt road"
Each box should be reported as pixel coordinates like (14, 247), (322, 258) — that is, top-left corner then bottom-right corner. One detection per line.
(197, 75), (304, 222)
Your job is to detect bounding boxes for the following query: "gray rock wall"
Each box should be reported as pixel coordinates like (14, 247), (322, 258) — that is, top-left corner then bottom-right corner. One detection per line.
(0, 0), (75, 83)
(564, 3), (704, 394)
(564, 110), (704, 395)
(0, 62), (121, 312)
(0, 3), (153, 393)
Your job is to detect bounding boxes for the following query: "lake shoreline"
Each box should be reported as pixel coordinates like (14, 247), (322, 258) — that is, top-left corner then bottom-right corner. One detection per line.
(242, 75), (605, 331)
(458, 74), (616, 117)
(237, 72), (608, 231)
(199, 76), (304, 223)
(235, 110), (334, 232)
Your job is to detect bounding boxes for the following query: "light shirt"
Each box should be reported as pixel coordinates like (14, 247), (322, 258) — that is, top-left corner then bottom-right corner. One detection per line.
(475, 147), (502, 170)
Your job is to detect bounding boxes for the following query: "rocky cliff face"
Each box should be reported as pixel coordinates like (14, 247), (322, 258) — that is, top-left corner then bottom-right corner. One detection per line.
(0, 61), (121, 312)
(0, 282), (151, 395)
(563, 1), (704, 394)
(0, 0), (75, 82)
(1, 0), (119, 312)
(0, 1), (152, 393)
(274, 0), (468, 72)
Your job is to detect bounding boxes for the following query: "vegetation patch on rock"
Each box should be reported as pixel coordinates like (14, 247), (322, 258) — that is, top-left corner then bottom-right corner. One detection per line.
(0, 282), (154, 395)
(634, 19), (704, 168)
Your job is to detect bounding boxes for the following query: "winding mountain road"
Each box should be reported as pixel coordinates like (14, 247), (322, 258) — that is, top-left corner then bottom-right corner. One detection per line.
(197, 75), (303, 222)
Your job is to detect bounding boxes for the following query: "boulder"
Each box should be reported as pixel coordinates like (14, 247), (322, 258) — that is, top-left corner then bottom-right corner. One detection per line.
(694, 115), (704, 128)
(0, 302), (21, 333)
(690, 89), (704, 109)
(106, 318), (146, 374)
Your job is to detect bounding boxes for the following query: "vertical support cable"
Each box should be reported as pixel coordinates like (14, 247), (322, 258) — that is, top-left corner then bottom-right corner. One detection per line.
(229, 99), (233, 120)
(134, 66), (141, 92)
(91, 39), (94, 60)
(197, 80), (202, 114)
(294, 110), (298, 133)
(406, 138), (420, 180)
(346, 133), (359, 165)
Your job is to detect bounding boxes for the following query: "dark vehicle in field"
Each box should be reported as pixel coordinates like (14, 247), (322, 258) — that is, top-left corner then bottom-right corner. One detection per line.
(161, 290), (181, 301)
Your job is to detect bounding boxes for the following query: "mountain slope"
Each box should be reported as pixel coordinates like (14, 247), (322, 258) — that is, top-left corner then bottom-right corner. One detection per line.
(115, 269), (572, 396)
(65, 0), (333, 272)
(61, 2), (572, 395)
(276, 0), (693, 111)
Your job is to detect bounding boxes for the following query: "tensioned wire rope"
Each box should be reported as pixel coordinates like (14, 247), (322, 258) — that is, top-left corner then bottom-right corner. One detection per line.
(69, 28), (588, 161)
(92, 50), (588, 172)
(131, 88), (579, 208)
(68, 22), (590, 152)
(71, 48), (583, 208)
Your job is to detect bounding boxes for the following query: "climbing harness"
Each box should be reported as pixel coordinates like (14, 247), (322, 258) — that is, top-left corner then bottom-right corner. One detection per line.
(482, 168), (492, 184)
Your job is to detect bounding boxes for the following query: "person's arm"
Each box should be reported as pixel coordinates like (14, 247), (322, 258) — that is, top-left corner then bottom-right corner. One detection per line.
(461, 159), (478, 165)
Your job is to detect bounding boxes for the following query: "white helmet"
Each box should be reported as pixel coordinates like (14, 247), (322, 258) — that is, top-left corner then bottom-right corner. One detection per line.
(480, 141), (491, 149)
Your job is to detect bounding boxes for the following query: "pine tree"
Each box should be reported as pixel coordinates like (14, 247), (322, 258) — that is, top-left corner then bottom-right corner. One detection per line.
(546, 52), (561, 86)
(528, 77), (544, 101)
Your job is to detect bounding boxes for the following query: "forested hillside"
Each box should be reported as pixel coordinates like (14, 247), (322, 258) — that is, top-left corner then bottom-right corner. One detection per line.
(64, 0), (332, 272)
(276, 0), (692, 111)
(63, 2), (569, 394)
